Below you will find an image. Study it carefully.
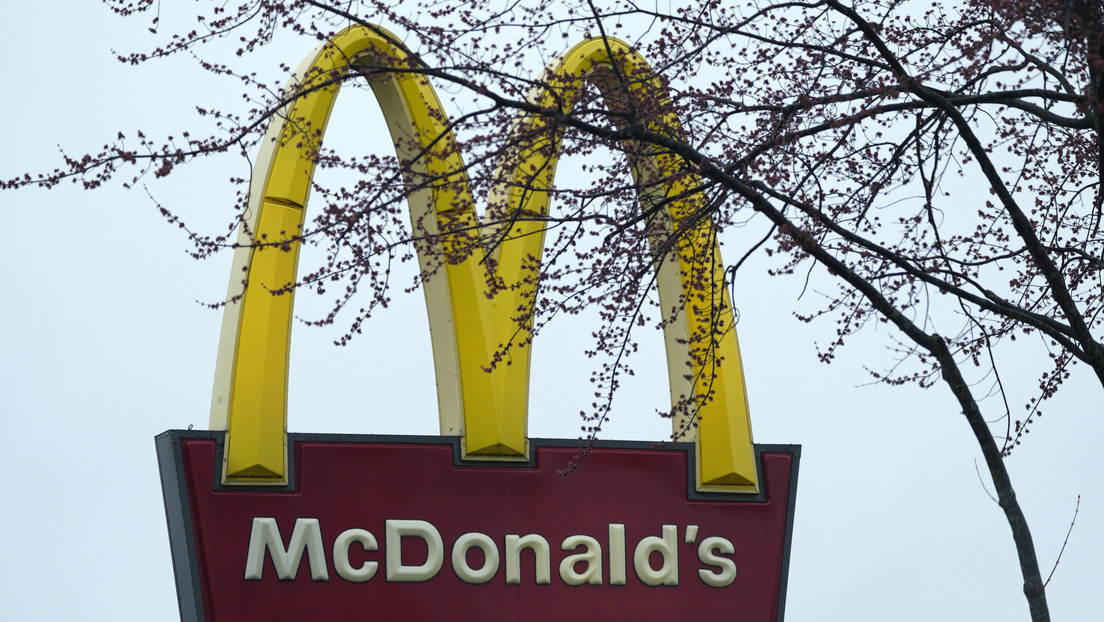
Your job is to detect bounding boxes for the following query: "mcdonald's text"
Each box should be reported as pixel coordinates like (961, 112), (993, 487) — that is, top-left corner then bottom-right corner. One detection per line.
(244, 517), (738, 587)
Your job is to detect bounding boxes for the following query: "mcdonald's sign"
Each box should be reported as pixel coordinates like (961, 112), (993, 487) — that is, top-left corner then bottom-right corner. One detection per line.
(158, 25), (799, 621)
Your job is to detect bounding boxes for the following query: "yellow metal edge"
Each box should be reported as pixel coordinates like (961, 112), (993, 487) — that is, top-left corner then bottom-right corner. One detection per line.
(562, 37), (760, 491)
(223, 200), (303, 481)
(460, 437), (531, 461)
(695, 443), (759, 494)
(218, 26), (380, 482)
(217, 24), (505, 477)
(367, 75), (465, 437)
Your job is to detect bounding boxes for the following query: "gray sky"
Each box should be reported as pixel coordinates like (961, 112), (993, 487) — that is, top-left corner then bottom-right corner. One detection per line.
(2, 3), (1100, 620)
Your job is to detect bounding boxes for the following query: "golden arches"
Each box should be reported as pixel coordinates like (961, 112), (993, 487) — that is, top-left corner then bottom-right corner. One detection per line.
(209, 25), (757, 492)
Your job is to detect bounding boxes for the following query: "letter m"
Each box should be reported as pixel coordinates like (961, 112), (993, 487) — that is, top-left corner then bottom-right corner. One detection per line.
(243, 517), (330, 581)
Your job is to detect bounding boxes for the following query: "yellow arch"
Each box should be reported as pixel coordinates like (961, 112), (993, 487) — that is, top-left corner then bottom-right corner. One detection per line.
(493, 38), (756, 489)
(209, 25), (757, 491)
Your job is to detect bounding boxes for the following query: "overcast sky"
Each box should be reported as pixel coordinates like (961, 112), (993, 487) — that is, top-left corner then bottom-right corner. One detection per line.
(2, 3), (1101, 620)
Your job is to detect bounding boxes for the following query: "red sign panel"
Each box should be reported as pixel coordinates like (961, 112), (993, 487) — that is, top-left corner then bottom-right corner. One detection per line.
(158, 431), (798, 621)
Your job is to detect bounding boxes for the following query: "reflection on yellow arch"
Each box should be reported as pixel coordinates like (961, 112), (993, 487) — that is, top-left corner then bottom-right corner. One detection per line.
(209, 25), (757, 492)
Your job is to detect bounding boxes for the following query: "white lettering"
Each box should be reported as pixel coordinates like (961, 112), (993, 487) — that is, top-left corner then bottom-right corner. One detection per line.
(559, 535), (603, 586)
(684, 524), (699, 544)
(633, 525), (678, 586)
(697, 536), (737, 588)
(385, 519), (444, 582)
(608, 524), (627, 586)
(452, 532), (500, 584)
(244, 517), (329, 581)
(241, 518), (738, 589)
(333, 528), (378, 583)
(505, 534), (551, 584)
